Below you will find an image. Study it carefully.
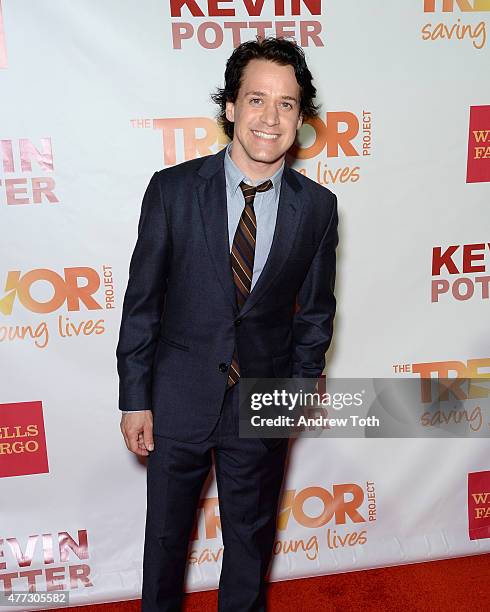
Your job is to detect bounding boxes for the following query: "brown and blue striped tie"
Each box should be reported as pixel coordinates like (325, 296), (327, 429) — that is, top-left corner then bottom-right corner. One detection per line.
(227, 179), (273, 388)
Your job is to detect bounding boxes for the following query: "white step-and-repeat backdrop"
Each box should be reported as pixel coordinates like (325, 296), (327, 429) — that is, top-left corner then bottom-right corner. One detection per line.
(1, 0), (489, 608)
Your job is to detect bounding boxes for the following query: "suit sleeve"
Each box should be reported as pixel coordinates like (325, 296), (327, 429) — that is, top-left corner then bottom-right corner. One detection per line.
(116, 172), (170, 411)
(291, 192), (339, 378)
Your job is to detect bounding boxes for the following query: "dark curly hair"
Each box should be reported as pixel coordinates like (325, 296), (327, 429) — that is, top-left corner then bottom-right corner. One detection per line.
(211, 37), (320, 140)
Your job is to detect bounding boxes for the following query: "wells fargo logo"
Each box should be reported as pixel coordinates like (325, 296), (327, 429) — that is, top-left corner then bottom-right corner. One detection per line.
(0, 529), (93, 593)
(0, 401), (48, 478)
(467, 105), (490, 183)
(431, 242), (490, 302)
(0, 266), (114, 349)
(1, 138), (58, 206)
(169, 0), (324, 49)
(131, 110), (372, 185)
(0, 1), (7, 69)
(468, 470), (490, 539)
(422, 0), (488, 48)
(188, 480), (376, 565)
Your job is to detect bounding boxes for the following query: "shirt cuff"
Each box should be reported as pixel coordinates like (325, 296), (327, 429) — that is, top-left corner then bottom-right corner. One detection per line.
(120, 410), (148, 413)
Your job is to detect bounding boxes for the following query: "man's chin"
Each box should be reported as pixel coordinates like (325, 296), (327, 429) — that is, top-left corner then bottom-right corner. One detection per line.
(246, 147), (287, 166)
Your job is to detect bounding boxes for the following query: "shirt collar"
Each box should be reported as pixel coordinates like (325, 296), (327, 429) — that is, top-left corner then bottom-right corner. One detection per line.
(224, 142), (284, 195)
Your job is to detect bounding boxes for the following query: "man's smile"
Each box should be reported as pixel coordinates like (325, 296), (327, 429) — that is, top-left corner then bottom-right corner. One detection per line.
(251, 129), (280, 140)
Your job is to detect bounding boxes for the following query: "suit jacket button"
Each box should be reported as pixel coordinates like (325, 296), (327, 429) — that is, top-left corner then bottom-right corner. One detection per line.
(234, 318), (242, 327)
(219, 363), (228, 373)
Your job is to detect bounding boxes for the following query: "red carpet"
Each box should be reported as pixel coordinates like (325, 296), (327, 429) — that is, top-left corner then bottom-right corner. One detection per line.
(58, 552), (489, 611)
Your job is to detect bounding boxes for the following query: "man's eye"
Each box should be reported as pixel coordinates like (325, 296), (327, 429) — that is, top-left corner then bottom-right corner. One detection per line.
(281, 102), (292, 110)
(250, 98), (262, 105)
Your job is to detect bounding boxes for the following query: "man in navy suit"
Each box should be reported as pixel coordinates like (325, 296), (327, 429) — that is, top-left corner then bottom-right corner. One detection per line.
(116, 37), (338, 612)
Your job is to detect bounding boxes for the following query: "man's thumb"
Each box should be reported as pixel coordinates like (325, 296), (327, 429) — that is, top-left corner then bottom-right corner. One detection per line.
(144, 427), (154, 452)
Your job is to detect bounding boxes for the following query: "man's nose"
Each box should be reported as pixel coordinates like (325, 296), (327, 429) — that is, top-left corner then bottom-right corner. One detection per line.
(260, 102), (279, 127)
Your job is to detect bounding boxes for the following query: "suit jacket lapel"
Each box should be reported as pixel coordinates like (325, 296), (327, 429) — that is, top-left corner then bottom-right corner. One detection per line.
(197, 149), (239, 314)
(196, 149), (304, 319)
(238, 166), (303, 318)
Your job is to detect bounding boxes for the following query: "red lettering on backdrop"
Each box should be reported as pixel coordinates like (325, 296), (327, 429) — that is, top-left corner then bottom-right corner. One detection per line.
(432, 244), (490, 275)
(169, 0), (321, 18)
(208, 0), (235, 16)
(432, 245), (460, 275)
(170, 0), (205, 17)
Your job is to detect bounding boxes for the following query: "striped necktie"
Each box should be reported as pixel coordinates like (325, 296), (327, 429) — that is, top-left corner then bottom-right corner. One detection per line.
(227, 178), (273, 388)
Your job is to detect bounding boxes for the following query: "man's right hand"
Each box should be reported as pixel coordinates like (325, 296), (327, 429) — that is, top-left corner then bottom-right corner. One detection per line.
(120, 410), (154, 456)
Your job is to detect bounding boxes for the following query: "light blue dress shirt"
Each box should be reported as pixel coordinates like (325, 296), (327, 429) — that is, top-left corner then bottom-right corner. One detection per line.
(122, 145), (284, 413)
(224, 143), (284, 290)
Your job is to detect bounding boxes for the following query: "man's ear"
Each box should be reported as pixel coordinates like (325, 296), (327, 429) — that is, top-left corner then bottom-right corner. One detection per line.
(225, 100), (235, 123)
(296, 112), (303, 130)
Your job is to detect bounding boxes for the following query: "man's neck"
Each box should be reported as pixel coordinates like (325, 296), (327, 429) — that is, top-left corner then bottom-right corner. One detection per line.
(229, 142), (285, 182)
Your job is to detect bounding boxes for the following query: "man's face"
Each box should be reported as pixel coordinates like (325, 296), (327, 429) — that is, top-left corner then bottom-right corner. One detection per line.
(225, 59), (303, 175)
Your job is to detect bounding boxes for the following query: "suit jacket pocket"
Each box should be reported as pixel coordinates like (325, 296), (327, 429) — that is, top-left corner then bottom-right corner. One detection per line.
(158, 335), (190, 351)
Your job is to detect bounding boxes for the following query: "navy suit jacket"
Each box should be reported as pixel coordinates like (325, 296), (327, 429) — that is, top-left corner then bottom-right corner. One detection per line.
(116, 147), (339, 442)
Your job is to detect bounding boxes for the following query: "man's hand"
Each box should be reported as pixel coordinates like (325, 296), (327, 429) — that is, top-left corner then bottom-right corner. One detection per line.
(120, 410), (154, 456)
